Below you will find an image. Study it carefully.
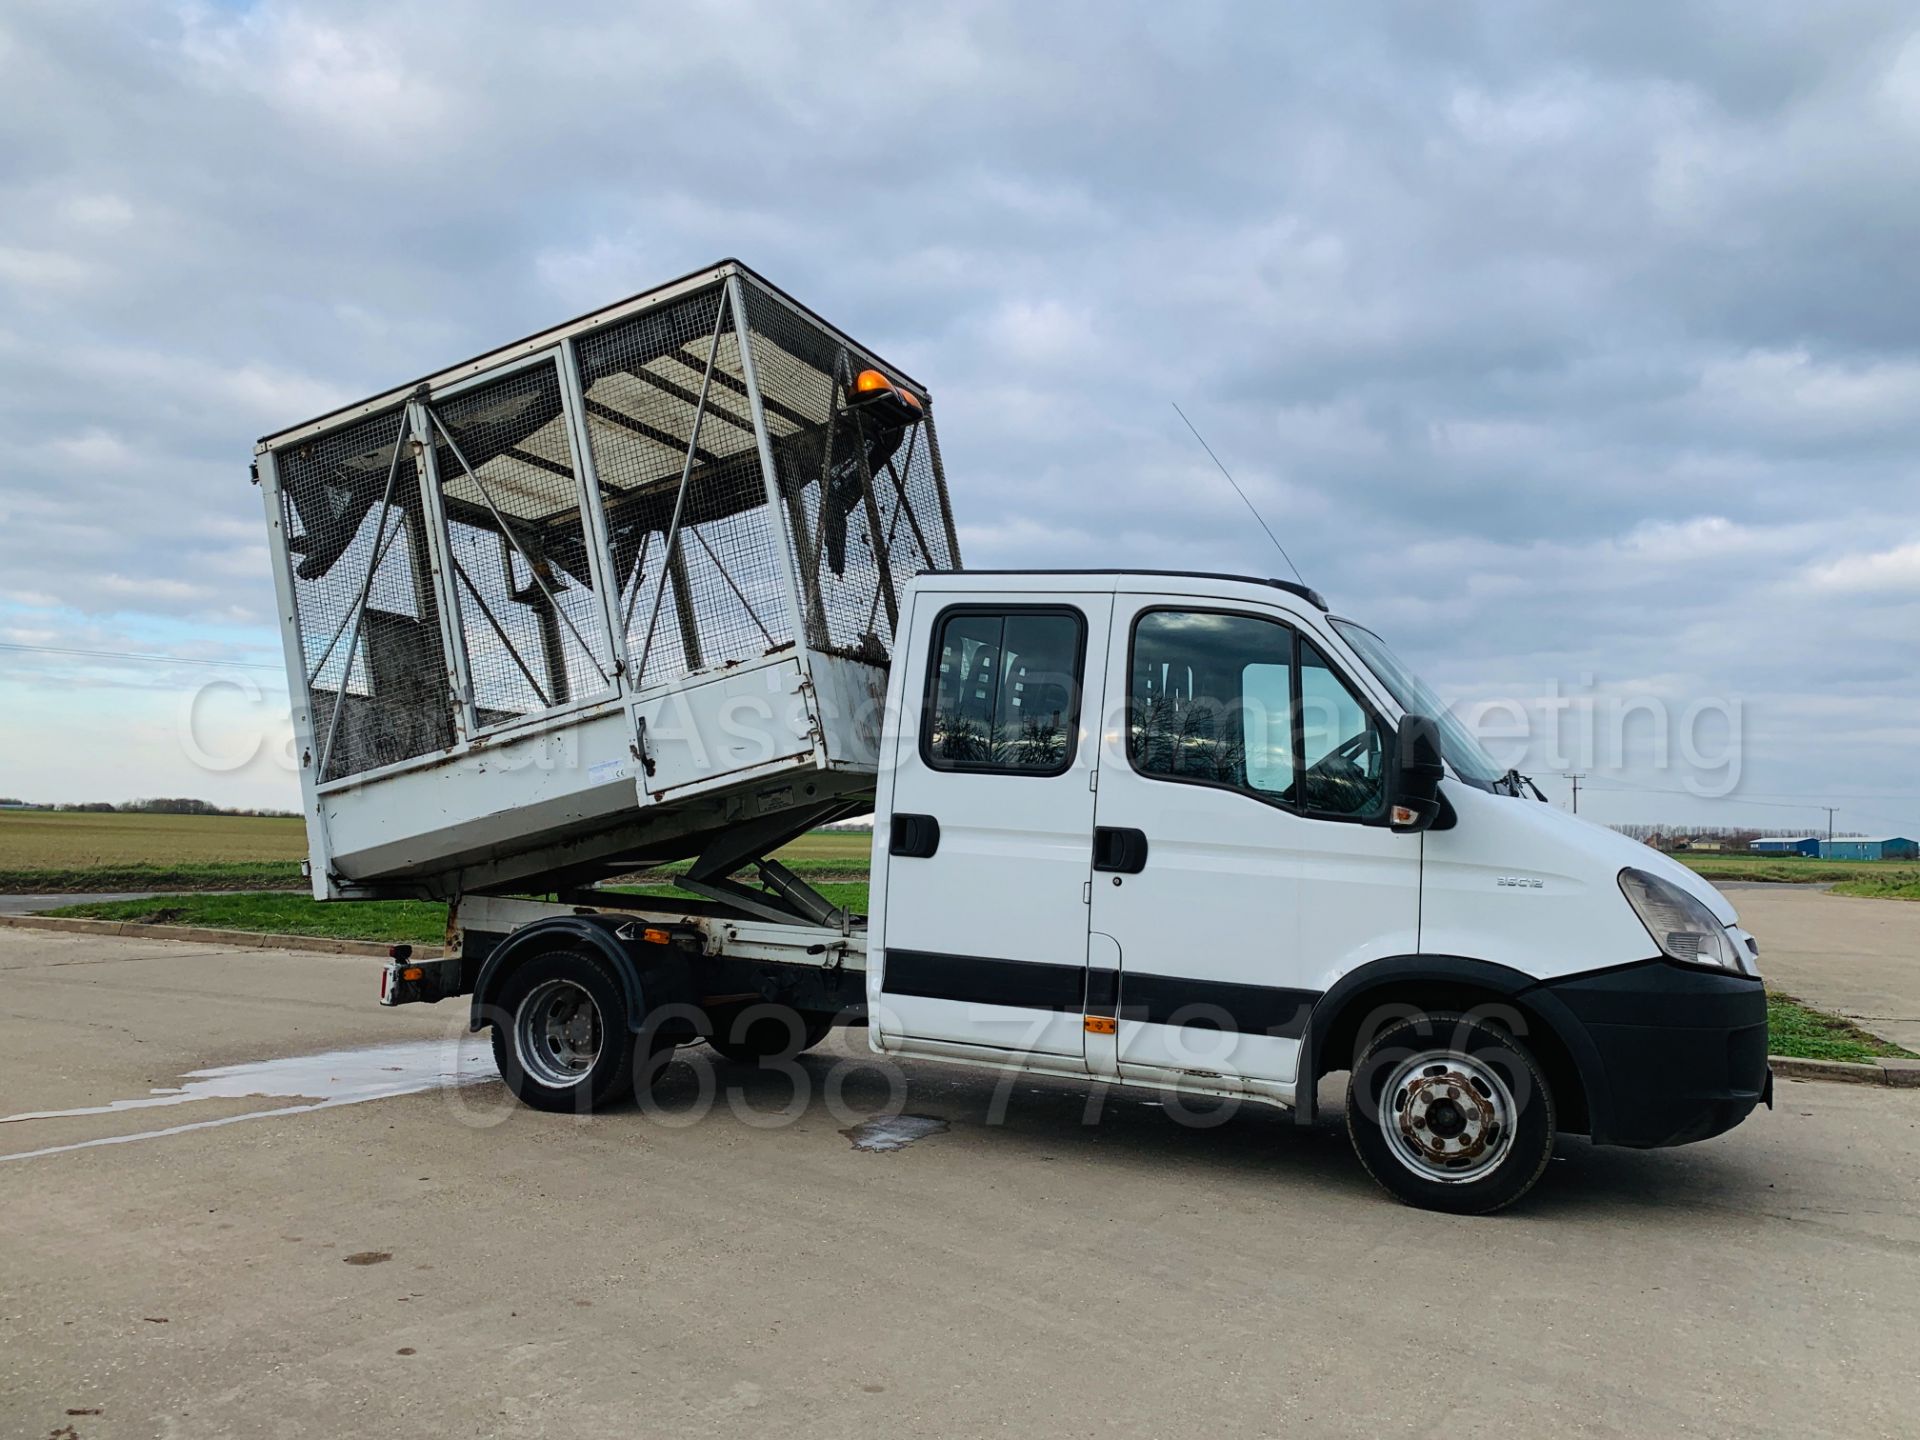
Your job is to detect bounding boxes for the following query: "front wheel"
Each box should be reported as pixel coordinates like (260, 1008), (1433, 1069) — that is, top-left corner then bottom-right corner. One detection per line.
(489, 950), (636, 1112)
(1347, 1010), (1555, 1214)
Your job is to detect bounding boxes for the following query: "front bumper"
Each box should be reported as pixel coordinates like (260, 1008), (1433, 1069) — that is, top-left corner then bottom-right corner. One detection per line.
(1536, 959), (1771, 1149)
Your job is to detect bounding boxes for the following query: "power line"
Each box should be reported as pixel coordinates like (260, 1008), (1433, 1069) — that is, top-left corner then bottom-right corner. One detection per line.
(1576, 778), (1912, 831)
(1580, 778), (1920, 808)
(0, 641), (282, 673)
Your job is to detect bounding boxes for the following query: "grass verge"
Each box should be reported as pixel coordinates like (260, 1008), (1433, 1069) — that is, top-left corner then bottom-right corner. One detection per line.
(1678, 855), (1920, 901)
(43, 893), (450, 945)
(1766, 991), (1916, 1063)
(0, 861), (306, 894)
(41, 882), (875, 946)
(1829, 875), (1920, 902)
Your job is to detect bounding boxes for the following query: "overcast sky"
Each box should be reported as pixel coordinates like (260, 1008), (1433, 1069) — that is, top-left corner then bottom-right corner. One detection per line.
(2, 1), (1917, 832)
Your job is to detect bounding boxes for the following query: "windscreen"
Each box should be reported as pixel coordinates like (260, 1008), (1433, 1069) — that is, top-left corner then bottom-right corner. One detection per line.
(1330, 619), (1504, 790)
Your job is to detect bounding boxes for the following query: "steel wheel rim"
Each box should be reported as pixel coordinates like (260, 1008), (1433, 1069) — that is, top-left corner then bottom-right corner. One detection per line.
(514, 978), (603, 1089)
(1378, 1047), (1518, 1184)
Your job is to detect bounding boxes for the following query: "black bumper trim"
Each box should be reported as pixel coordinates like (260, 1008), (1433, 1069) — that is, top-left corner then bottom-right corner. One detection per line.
(1535, 960), (1769, 1149)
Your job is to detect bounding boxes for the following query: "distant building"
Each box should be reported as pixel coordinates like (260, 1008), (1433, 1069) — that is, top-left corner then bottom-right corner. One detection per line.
(1820, 836), (1918, 862)
(1690, 840), (1724, 852)
(1749, 836), (1820, 856)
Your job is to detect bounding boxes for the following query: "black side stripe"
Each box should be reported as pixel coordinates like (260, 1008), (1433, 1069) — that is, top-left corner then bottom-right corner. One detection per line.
(882, 951), (1320, 1037)
(1117, 972), (1318, 1039)
(882, 949), (1086, 1013)
(1085, 966), (1120, 1018)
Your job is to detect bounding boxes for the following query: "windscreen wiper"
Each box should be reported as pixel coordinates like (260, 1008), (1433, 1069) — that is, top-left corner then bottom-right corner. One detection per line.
(1497, 768), (1548, 802)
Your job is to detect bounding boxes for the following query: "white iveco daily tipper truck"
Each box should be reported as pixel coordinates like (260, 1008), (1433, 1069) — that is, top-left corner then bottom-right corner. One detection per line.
(255, 260), (1770, 1213)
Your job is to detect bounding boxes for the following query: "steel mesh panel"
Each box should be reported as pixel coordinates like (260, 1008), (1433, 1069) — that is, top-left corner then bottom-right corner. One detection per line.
(740, 278), (959, 661)
(275, 405), (454, 782)
(428, 361), (613, 722)
(571, 284), (795, 688)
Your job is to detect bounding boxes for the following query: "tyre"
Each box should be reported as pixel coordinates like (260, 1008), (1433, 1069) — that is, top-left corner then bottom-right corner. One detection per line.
(489, 950), (636, 1112)
(706, 1004), (834, 1064)
(1346, 1010), (1555, 1215)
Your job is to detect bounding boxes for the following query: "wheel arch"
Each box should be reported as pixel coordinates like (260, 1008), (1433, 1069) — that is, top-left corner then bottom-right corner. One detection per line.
(1298, 954), (1606, 1137)
(468, 916), (651, 1036)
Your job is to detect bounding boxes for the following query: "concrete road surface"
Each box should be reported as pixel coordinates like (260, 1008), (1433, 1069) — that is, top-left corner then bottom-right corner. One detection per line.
(2, 926), (1917, 1440)
(1727, 885), (1920, 1051)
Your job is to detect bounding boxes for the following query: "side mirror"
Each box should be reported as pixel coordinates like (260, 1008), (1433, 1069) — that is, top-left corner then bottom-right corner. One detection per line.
(1390, 714), (1444, 832)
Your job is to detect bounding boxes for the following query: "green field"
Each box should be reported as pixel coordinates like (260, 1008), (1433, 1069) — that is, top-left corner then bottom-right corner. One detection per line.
(1677, 853), (1920, 900)
(45, 881), (874, 947)
(0, 810), (308, 867)
(0, 810), (873, 893)
(755, 829), (872, 867)
(0, 810), (308, 891)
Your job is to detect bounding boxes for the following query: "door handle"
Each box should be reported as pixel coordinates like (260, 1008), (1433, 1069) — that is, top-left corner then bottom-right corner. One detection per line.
(1092, 826), (1149, 874)
(889, 813), (941, 859)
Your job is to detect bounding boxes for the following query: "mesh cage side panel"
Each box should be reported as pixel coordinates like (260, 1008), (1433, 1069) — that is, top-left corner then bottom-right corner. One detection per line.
(274, 405), (455, 782)
(740, 278), (958, 663)
(428, 360), (613, 724)
(570, 283), (795, 688)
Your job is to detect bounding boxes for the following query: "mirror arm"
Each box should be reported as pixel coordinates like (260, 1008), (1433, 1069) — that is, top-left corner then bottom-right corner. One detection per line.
(1390, 714), (1446, 832)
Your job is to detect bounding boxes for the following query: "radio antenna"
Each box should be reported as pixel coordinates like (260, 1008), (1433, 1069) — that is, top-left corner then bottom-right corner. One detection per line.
(1171, 400), (1306, 586)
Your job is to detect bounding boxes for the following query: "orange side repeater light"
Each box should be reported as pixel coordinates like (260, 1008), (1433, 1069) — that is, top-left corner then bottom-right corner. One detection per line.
(1084, 1015), (1117, 1035)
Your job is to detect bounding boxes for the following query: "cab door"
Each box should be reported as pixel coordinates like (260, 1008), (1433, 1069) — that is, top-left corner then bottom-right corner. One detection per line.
(876, 591), (1111, 1061)
(1084, 596), (1421, 1095)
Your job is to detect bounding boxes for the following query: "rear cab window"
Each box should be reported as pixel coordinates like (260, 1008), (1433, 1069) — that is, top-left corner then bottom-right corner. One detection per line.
(922, 607), (1086, 775)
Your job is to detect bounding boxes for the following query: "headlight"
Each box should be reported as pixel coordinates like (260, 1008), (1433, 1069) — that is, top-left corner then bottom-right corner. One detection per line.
(1618, 868), (1749, 975)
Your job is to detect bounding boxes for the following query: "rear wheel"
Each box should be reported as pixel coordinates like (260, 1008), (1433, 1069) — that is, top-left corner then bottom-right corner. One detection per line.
(490, 951), (636, 1112)
(1346, 1010), (1555, 1214)
(706, 1004), (833, 1064)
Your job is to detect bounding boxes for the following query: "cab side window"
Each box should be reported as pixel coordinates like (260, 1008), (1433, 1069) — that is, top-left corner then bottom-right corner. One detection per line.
(1129, 610), (1389, 820)
(1129, 610), (1295, 801)
(923, 608), (1084, 774)
(1300, 640), (1387, 818)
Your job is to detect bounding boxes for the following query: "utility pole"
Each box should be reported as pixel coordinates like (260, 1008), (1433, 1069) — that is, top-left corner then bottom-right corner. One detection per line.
(1564, 773), (1585, 814)
(1824, 807), (1836, 845)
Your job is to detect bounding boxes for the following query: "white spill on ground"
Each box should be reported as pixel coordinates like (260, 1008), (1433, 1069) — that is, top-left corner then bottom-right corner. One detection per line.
(0, 1036), (496, 1163)
(841, 1114), (949, 1152)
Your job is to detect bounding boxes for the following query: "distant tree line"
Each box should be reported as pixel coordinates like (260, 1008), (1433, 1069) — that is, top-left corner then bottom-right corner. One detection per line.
(3, 798), (301, 818)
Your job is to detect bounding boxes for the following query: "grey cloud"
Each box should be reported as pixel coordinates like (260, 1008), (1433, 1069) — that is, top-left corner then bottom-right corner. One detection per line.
(0, 0), (1916, 822)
